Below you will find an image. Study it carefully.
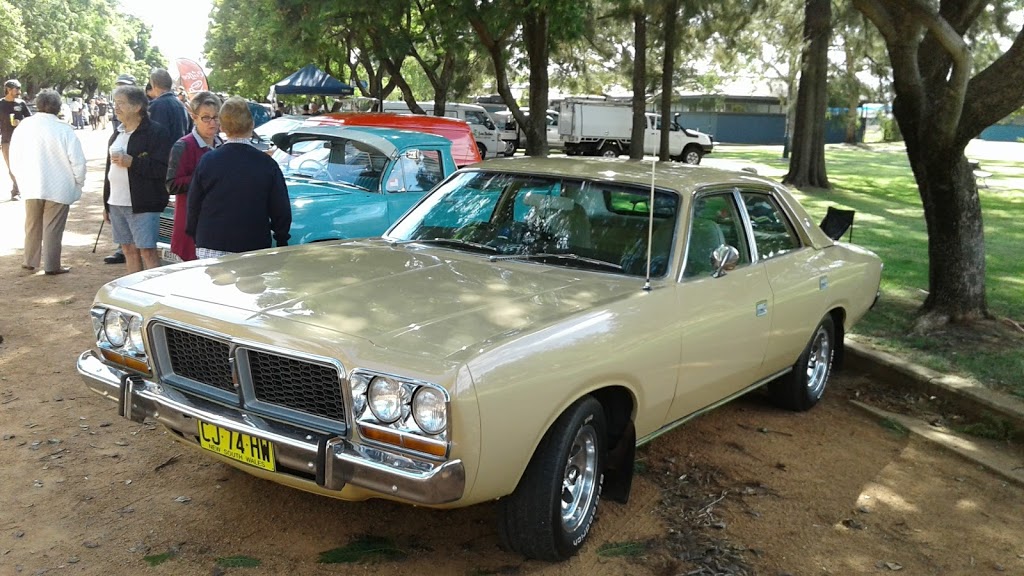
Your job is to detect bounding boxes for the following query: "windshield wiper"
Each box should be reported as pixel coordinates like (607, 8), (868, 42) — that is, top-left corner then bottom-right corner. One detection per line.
(489, 252), (623, 272)
(393, 238), (499, 253)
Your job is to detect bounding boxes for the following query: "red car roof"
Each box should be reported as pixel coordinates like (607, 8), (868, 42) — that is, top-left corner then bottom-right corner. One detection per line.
(307, 112), (481, 167)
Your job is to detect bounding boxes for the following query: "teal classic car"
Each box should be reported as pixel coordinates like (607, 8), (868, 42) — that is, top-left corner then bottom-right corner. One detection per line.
(158, 126), (458, 262)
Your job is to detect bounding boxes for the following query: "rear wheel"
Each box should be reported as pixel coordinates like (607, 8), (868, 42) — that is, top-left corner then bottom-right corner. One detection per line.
(769, 315), (835, 411)
(599, 144), (619, 158)
(497, 396), (606, 560)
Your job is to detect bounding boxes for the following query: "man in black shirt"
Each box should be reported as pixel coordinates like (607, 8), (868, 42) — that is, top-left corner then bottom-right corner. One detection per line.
(1, 79), (31, 201)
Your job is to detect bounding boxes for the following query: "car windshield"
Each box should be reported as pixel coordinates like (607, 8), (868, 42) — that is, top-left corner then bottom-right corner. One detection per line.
(386, 171), (679, 276)
(273, 137), (391, 191)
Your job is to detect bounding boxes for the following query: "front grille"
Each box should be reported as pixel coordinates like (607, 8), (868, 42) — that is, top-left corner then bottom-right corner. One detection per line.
(165, 328), (234, 393)
(249, 350), (345, 421)
(155, 324), (346, 426)
(158, 216), (174, 241)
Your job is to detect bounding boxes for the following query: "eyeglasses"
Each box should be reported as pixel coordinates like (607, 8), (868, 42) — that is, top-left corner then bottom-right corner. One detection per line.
(199, 115), (219, 124)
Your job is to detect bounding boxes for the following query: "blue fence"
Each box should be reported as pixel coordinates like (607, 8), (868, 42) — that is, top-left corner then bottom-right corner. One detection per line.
(675, 112), (862, 145)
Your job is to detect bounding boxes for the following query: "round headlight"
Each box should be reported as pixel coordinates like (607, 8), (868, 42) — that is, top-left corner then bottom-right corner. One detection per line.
(126, 315), (145, 355)
(103, 309), (128, 347)
(412, 387), (447, 435)
(367, 376), (403, 423)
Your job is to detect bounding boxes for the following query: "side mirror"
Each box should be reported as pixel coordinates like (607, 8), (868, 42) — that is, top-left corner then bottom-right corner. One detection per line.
(711, 245), (740, 278)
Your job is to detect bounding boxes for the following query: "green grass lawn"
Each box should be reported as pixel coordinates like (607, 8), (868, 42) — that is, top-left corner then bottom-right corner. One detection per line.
(709, 142), (1024, 399)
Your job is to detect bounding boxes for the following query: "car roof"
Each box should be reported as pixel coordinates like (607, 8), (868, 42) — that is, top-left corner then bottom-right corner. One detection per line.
(278, 125), (452, 158)
(309, 112), (480, 167)
(467, 156), (780, 192)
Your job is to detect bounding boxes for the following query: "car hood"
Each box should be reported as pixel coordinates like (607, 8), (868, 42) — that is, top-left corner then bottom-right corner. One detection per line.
(118, 240), (644, 360)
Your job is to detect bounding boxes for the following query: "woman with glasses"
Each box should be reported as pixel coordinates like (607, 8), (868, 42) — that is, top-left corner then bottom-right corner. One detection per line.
(166, 91), (223, 262)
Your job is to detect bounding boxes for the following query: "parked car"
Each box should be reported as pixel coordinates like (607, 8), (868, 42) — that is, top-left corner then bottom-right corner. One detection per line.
(156, 126), (459, 262)
(381, 101), (503, 159)
(78, 157), (882, 561)
(306, 112), (481, 167)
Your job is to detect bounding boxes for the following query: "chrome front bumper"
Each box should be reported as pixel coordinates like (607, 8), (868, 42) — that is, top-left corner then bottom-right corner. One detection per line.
(76, 350), (465, 505)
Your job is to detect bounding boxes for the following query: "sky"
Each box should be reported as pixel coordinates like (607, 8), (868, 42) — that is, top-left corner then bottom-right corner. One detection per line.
(119, 0), (214, 66)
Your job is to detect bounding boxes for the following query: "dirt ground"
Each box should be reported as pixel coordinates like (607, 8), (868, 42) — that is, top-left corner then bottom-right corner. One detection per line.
(1, 131), (1023, 576)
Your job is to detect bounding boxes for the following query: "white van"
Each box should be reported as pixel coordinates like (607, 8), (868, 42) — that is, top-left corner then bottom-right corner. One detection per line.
(382, 101), (503, 159)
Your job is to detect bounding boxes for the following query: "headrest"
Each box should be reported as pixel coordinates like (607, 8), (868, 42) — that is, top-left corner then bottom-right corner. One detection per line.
(523, 193), (574, 211)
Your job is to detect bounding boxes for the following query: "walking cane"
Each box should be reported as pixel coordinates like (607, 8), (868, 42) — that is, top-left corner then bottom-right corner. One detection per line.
(92, 219), (104, 253)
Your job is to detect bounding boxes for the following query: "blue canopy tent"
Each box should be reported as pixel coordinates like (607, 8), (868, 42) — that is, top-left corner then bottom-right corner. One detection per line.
(269, 64), (354, 98)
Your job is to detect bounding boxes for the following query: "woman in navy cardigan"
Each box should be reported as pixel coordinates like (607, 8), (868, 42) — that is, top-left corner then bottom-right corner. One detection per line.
(185, 97), (291, 258)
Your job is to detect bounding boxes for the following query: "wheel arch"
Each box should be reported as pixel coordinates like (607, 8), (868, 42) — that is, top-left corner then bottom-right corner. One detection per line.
(828, 306), (847, 371)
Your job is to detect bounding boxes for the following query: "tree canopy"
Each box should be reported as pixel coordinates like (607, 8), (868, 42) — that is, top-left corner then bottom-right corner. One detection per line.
(1, 0), (165, 97)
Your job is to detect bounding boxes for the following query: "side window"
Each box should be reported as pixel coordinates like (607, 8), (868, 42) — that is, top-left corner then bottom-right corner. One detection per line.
(465, 111), (488, 126)
(741, 192), (801, 260)
(386, 150), (444, 193)
(684, 193), (751, 279)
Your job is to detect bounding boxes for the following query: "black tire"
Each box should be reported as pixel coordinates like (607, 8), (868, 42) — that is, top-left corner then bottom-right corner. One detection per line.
(599, 144), (619, 158)
(477, 142), (487, 159)
(503, 140), (516, 157)
(769, 315), (835, 411)
(681, 145), (703, 165)
(497, 396), (606, 560)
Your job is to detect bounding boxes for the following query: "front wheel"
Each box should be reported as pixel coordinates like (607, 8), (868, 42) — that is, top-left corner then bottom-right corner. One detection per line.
(769, 315), (835, 411)
(477, 142), (488, 159)
(497, 396), (606, 560)
(680, 145), (703, 165)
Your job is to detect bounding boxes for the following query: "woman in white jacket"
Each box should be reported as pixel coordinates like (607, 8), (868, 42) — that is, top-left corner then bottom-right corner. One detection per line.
(10, 89), (86, 275)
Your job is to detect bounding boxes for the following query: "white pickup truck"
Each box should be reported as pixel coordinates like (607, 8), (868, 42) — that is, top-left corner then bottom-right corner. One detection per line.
(558, 99), (714, 164)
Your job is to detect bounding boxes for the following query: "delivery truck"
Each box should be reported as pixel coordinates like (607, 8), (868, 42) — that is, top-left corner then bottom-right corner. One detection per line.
(557, 98), (714, 164)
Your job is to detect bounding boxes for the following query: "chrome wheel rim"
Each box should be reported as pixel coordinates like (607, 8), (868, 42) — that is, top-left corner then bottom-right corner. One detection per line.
(601, 149), (617, 157)
(561, 424), (598, 532)
(805, 325), (832, 398)
(685, 151), (700, 164)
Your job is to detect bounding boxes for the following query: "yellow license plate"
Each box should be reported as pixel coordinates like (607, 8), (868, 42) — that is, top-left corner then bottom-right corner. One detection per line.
(197, 421), (276, 472)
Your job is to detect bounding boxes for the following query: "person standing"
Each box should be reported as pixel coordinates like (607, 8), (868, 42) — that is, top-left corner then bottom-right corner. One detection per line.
(105, 73), (137, 265)
(9, 90), (86, 275)
(186, 97), (291, 258)
(1, 79), (31, 201)
(97, 98), (108, 130)
(70, 97), (83, 130)
(103, 85), (171, 273)
(147, 69), (190, 144)
(165, 91), (222, 262)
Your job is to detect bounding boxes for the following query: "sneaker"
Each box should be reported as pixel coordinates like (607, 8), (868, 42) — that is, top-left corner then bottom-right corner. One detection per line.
(104, 252), (126, 264)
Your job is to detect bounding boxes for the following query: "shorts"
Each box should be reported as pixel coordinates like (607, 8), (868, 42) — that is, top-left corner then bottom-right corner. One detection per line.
(109, 205), (160, 249)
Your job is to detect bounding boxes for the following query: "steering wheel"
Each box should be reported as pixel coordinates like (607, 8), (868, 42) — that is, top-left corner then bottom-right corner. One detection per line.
(295, 158), (331, 180)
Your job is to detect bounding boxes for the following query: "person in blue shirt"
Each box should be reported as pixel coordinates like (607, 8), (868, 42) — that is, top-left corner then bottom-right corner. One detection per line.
(147, 68), (191, 146)
(186, 96), (291, 258)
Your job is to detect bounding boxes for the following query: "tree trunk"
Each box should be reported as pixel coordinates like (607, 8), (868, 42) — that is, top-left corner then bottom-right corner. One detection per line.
(658, 0), (679, 162)
(522, 10), (550, 157)
(630, 5), (647, 160)
(896, 95), (988, 322)
(910, 150), (988, 321)
(783, 0), (831, 189)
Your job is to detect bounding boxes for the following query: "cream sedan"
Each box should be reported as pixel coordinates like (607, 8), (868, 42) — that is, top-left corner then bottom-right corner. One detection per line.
(77, 157), (882, 561)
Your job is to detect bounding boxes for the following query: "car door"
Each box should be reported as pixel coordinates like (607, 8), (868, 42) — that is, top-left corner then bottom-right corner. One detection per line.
(665, 188), (773, 422)
(740, 189), (830, 375)
(643, 114), (660, 156)
(383, 149), (446, 222)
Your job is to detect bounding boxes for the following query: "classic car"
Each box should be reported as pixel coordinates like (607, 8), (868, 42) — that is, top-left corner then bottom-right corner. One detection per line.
(78, 157), (882, 561)
(306, 112), (482, 167)
(157, 125), (459, 262)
